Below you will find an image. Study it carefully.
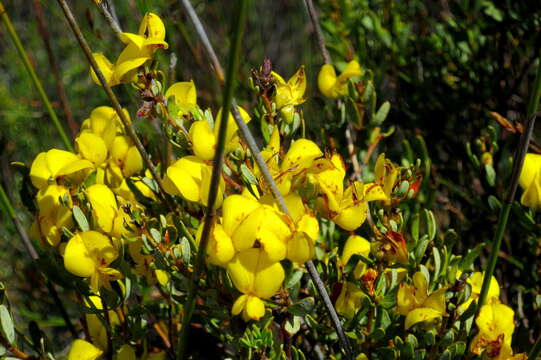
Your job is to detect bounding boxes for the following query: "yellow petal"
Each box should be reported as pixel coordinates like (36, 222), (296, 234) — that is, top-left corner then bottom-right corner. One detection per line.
(123, 146), (143, 177)
(76, 132), (108, 166)
(413, 271), (428, 297)
(30, 152), (49, 189)
(287, 233), (314, 264)
(67, 339), (103, 360)
(341, 235), (370, 277)
(335, 282), (363, 319)
(245, 295), (266, 320)
(468, 272), (500, 300)
(64, 233), (96, 278)
(297, 213), (319, 241)
(423, 287), (447, 314)
(87, 106), (119, 149)
(90, 53), (116, 86)
(199, 164), (225, 207)
(397, 283), (418, 315)
(114, 44), (151, 83)
(332, 201), (368, 231)
(163, 156), (205, 202)
(165, 81), (197, 106)
(119, 32), (146, 49)
(337, 60), (362, 83)
(222, 194), (261, 236)
(405, 307), (443, 330)
(231, 207), (264, 251)
(253, 252), (284, 299)
(287, 65), (307, 103)
(215, 106), (251, 145)
(86, 184), (118, 234)
(258, 227), (287, 262)
(190, 121), (216, 160)
(206, 224), (235, 266)
(476, 303), (515, 343)
(520, 171), (541, 209)
(519, 153), (541, 190)
(46, 149), (81, 178)
(227, 249), (257, 294)
(232, 294), (248, 315)
(282, 139), (323, 174)
(363, 183), (387, 202)
(317, 64), (338, 98)
(81, 231), (118, 267)
(139, 13), (167, 46)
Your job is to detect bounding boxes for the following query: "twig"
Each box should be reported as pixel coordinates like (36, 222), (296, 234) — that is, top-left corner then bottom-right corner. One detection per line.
(0, 333), (29, 359)
(178, 0), (225, 83)
(0, 1), (74, 152)
(303, 0), (331, 65)
(476, 58), (541, 313)
(305, 1), (361, 184)
(32, 0), (78, 137)
(95, 0), (122, 37)
(179, 0), (353, 358)
(55, 0), (175, 212)
(529, 332), (541, 360)
(176, 1), (248, 358)
(0, 183), (77, 337)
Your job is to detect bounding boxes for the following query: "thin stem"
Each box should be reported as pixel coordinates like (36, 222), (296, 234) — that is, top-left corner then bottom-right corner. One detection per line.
(477, 58), (541, 312)
(55, 0), (175, 211)
(0, 1), (74, 152)
(0, 183), (77, 337)
(529, 333), (541, 360)
(176, 1), (248, 358)
(32, 0), (78, 137)
(303, 0), (331, 65)
(180, 0), (352, 357)
(96, 0), (122, 37)
(179, 0), (225, 83)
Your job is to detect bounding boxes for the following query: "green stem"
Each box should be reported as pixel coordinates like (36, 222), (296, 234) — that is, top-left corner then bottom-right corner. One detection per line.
(0, 183), (77, 337)
(529, 333), (541, 360)
(477, 59), (541, 312)
(176, 1), (249, 358)
(0, 1), (74, 152)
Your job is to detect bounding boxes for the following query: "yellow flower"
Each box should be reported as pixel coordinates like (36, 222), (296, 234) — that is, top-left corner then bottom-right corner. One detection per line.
(283, 193), (319, 263)
(67, 339), (103, 360)
(30, 149), (93, 190)
(196, 222), (236, 267)
(458, 272), (500, 313)
(80, 106), (126, 150)
(374, 153), (400, 205)
(107, 136), (143, 182)
(335, 282), (364, 319)
(397, 272), (447, 329)
(309, 153), (385, 231)
(165, 81), (197, 115)
(91, 13), (168, 87)
(317, 60), (362, 99)
(470, 303), (520, 359)
(162, 156), (225, 207)
(85, 184), (130, 238)
(257, 132), (323, 196)
(187, 107), (251, 161)
(36, 184), (73, 246)
(273, 66), (306, 123)
(76, 132), (108, 167)
(341, 235), (371, 278)
(227, 248), (284, 320)
(63, 231), (122, 291)
(518, 153), (541, 209)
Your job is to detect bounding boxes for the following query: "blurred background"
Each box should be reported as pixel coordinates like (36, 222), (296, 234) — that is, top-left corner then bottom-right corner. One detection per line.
(1, 0), (541, 352)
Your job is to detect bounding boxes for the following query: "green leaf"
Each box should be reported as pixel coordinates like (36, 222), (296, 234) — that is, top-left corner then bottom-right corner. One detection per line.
(372, 101), (391, 124)
(0, 305), (15, 344)
(432, 247), (442, 283)
(180, 237), (191, 265)
(410, 213), (420, 243)
(288, 297), (315, 316)
(459, 242), (485, 270)
(72, 205), (89, 232)
(414, 236), (430, 264)
(488, 195), (502, 211)
(150, 228), (162, 243)
(284, 316), (301, 335)
(422, 209), (436, 241)
(285, 270), (304, 289)
(485, 164), (496, 187)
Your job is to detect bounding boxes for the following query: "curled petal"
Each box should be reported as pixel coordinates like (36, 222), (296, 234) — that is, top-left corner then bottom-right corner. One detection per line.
(287, 233), (314, 264)
(165, 81), (197, 106)
(317, 64), (338, 98)
(282, 139), (323, 174)
(332, 201), (368, 231)
(90, 53), (116, 86)
(405, 307), (443, 330)
(190, 121), (216, 160)
(76, 132), (108, 166)
(86, 184), (118, 234)
(244, 295), (266, 320)
(222, 194), (261, 236)
(64, 233), (96, 278)
(67, 339), (103, 360)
